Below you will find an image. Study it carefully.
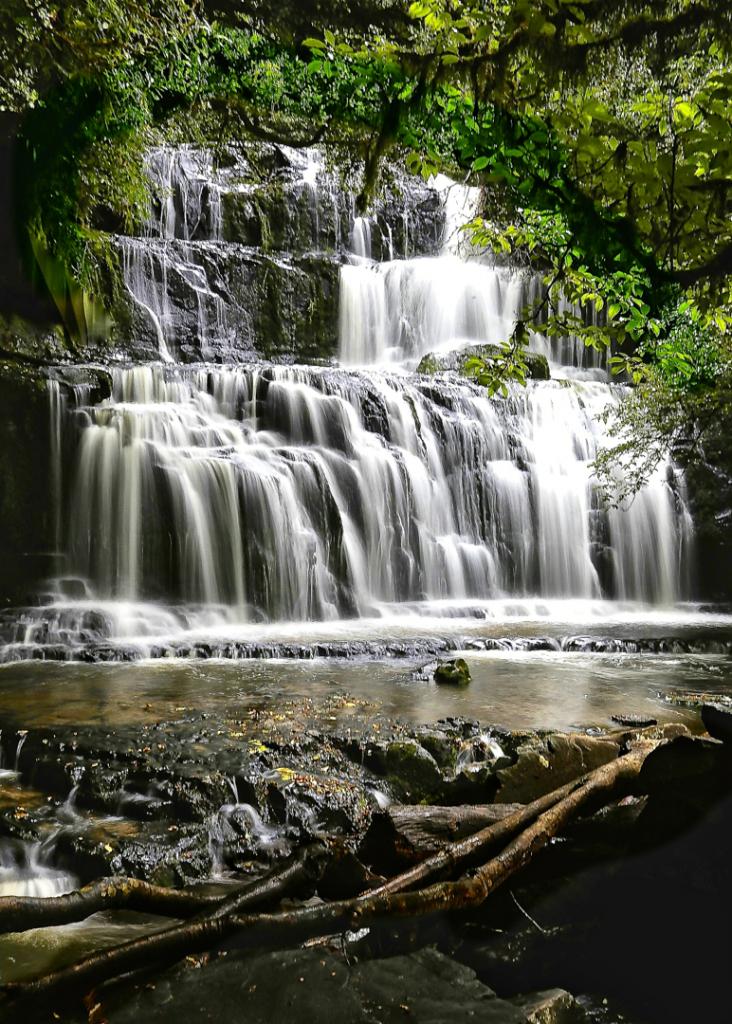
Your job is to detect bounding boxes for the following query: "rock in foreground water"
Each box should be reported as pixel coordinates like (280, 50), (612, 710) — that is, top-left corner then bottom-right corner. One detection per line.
(701, 702), (732, 743)
(434, 658), (471, 686)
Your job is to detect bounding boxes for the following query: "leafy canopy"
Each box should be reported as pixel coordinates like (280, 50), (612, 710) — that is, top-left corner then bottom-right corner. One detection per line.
(4, 1), (732, 425)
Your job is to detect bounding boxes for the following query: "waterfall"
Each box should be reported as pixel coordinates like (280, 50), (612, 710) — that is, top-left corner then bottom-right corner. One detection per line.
(55, 364), (691, 623)
(0, 145), (697, 662)
(0, 841), (77, 898)
(337, 174), (606, 372)
(145, 146), (223, 242)
(48, 379), (65, 554)
(337, 256), (608, 372)
(118, 146), (228, 361)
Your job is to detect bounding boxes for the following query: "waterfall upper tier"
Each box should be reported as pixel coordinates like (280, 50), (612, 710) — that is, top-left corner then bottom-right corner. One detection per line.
(109, 143), (604, 372)
(109, 143), (445, 364)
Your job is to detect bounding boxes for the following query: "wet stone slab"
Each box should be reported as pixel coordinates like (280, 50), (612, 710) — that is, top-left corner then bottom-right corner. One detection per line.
(0, 698), (691, 889)
(102, 947), (577, 1024)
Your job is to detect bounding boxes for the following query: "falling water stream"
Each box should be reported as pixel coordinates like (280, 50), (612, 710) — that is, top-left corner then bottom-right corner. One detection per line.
(0, 146), (705, 661)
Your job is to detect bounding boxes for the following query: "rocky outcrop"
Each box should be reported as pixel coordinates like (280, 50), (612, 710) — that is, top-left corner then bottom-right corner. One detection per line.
(417, 343), (551, 381)
(677, 416), (732, 602)
(101, 946), (586, 1024)
(1, 712), (685, 886)
(102, 142), (447, 364)
(110, 239), (343, 363)
(0, 365), (54, 602)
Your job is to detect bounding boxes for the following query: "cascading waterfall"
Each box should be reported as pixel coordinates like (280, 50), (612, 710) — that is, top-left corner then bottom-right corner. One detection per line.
(48, 379), (65, 555)
(55, 363), (691, 625)
(119, 146), (227, 362)
(145, 147), (223, 242)
(0, 145), (697, 661)
(337, 176), (606, 373)
(337, 252), (608, 373)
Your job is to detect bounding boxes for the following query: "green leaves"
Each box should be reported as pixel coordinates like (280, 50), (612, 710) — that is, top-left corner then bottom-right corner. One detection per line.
(10, 0), (732, 390)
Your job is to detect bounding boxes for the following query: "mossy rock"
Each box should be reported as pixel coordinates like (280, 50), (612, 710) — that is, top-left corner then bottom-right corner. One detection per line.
(417, 344), (551, 381)
(434, 658), (471, 686)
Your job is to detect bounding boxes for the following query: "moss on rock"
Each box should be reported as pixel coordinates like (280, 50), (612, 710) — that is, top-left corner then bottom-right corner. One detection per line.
(417, 344), (551, 381)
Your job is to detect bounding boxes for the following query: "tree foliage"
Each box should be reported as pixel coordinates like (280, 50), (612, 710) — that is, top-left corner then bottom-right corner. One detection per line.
(0, 0), (198, 112)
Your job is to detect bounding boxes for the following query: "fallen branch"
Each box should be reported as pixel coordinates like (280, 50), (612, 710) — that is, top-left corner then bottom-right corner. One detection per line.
(0, 842), (326, 935)
(0, 879), (218, 935)
(368, 768), (607, 898)
(1, 745), (652, 1006)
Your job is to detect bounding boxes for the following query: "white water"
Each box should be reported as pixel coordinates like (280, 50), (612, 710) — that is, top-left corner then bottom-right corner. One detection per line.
(339, 256), (609, 372)
(337, 175), (605, 372)
(119, 147), (227, 362)
(50, 365), (691, 624)
(0, 146), (705, 663)
(0, 841), (77, 899)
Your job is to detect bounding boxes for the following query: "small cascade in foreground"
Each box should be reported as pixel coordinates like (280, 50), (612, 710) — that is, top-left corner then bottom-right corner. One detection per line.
(0, 841), (77, 898)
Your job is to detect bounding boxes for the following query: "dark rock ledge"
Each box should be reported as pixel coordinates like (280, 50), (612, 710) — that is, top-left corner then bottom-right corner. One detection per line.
(1, 701), (731, 1023)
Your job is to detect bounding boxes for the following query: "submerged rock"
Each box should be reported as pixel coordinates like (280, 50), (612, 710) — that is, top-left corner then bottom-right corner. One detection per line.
(434, 658), (472, 686)
(610, 713), (657, 727)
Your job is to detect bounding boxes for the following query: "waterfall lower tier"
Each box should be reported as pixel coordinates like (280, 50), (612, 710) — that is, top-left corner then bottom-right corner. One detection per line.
(46, 364), (692, 624)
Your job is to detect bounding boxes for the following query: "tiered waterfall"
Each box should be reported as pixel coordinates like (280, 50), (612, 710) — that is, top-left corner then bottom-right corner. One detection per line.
(0, 146), (695, 660)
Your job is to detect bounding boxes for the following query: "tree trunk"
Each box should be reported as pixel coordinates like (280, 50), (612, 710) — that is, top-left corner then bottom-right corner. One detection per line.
(365, 802), (524, 865)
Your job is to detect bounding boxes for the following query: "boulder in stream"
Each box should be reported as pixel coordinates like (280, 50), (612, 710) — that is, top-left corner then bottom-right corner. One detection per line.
(701, 702), (732, 743)
(434, 658), (471, 686)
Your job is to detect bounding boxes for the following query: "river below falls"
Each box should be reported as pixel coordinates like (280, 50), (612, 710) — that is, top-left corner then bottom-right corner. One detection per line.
(1, 626), (731, 1004)
(1, 645), (731, 733)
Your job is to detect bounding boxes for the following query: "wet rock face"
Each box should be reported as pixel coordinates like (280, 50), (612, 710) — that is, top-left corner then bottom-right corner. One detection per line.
(0, 709), (573, 884)
(680, 422), (732, 602)
(112, 238), (345, 364)
(508, 989), (586, 1024)
(0, 708), (388, 884)
(0, 368), (54, 601)
(103, 142), (447, 364)
(701, 702), (732, 743)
